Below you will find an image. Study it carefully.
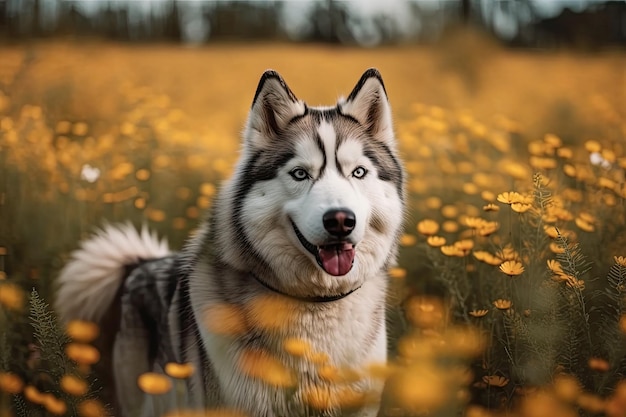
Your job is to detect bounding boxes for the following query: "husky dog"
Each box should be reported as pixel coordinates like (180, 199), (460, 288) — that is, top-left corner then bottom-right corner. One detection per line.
(56, 69), (405, 417)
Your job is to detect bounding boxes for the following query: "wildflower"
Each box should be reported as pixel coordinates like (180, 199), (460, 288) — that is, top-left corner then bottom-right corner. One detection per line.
(137, 372), (172, 395)
(566, 277), (585, 290)
(23, 385), (45, 404)
(497, 191), (524, 205)
(615, 256), (626, 267)
(135, 169), (150, 181)
(553, 374), (581, 402)
(0, 372), (24, 394)
(165, 362), (195, 379)
(0, 282), (25, 311)
(584, 140), (602, 153)
(481, 190), (496, 202)
(453, 239), (474, 254)
(529, 156), (557, 170)
(425, 196), (442, 210)
(42, 394), (67, 415)
(588, 357), (610, 372)
(478, 222), (499, 236)
(550, 242), (566, 254)
(400, 234), (417, 246)
(493, 299), (512, 310)
(544, 225), (560, 239)
(511, 202), (532, 213)
(65, 343), (100, 366)
(557, 147), (573, 159)
(60, 374), (89, 396)
(546, 260), (564, 275)
(499, 260), (524, 276)
(66, 320), (100, 343)
(482, 375), (509, 387)
(496, 245), (519, 261)
(464, 217), (485, 229)
(441, 205), (459, 218)
(483, 203), (499, 212)
(442, 221), (459, 233)
(441, 245), (465, 257)
(469, 309), (488, 318)
(406, 296), (446, 329)
(283, 338), (312, 357)
(426, 236), (446, 247)
(416, 219), (439, 236)
(203, 303), (247, 336)
(303, 385), (334, 410)
(462, 183), (479, 195)
(238, 348), (295, 387)
(575, 217), (595, 232)
(544, 133), (562, 148)
(563, 164), (577, 177)
(388, 267), (407, 279)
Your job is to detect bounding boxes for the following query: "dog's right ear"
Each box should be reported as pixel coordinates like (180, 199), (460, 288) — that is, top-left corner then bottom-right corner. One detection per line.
(247, 70), (306, 142)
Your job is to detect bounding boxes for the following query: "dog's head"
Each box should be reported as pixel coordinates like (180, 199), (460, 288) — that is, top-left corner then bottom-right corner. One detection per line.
(220, 69), (405, 297)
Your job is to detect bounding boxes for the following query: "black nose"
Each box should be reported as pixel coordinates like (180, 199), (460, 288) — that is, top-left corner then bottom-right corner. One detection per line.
(323, 209), (356, 237)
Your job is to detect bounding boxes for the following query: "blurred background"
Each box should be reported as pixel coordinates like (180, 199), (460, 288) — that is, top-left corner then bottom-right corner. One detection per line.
(1, 0), (625, 47)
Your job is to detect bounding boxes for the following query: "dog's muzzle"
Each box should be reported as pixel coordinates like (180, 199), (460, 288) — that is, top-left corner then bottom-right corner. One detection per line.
(292, 209), (356, 276)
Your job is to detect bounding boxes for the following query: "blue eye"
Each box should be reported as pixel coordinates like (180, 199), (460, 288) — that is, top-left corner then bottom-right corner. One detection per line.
(290, 168), (310, 181)
(352, 166), (367, 179)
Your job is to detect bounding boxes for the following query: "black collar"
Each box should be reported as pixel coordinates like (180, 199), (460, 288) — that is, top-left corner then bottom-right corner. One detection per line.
(252, 274), (361, 303)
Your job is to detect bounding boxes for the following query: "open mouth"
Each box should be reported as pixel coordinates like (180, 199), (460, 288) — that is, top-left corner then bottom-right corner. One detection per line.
(292, 222), (355, 276)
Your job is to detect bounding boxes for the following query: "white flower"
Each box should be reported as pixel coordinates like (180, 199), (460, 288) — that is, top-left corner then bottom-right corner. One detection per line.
(80, 164), (100, 183)
(589, 152), (611, 169)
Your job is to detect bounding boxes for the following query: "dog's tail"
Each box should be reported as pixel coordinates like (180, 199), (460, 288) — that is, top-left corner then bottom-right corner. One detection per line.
(55, 223), (170, 323)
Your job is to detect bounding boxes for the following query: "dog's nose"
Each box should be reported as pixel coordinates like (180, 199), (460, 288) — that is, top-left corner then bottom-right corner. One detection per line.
(323, 209), (356, 237)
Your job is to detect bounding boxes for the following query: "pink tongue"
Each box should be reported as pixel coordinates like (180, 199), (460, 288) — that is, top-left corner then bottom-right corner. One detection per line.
(318, 243), (355, 276)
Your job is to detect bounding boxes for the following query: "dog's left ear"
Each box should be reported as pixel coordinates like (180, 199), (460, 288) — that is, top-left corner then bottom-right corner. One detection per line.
(340, 68), (394, 143)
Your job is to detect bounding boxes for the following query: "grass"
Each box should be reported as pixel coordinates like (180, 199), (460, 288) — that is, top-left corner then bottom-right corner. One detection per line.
(0, 36), (625, 416)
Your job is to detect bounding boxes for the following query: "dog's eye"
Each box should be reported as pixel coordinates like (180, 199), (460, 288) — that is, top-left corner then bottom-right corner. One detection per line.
(290, 168), (310, 181)
(352, 166), (368, 179)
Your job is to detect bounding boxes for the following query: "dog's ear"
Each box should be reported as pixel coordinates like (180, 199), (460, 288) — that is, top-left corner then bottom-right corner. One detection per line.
(340, 68), (394, 143)
(247, 70), (306, 142)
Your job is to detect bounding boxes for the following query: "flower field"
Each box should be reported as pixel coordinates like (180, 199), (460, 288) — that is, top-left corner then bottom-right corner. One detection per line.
(0, 38), (625, 416)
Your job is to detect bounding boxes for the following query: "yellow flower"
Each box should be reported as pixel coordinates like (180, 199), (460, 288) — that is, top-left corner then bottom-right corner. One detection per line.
(137, 372), (172, 395)
(237, 348), (295, 388)
(77, 400), (108, 417)
(0, 372), (24, 394)
(584, 140), (602, 153)
(0, 282), (25, 311)
(60, 374), (89, 396)
(400, 234), (417, 246)
(575, 217), (595, 232)
(203, 303), (248, 336)
(496, 245), (519, 261)
(511, 203), (532, 213)
(563, 164), (577, 177)
(453, 239), (474, 254)
(499, 260), (524, 276)
(544, 133), (562, 148)
(416, 219), (439, 236)
(426, 236), (446, 247)
(482, 375), (509, 387)
(469, 309), (489, 318)
(493, 299), (512, 310)
(165, 362), (195, 379)
(283, 338), (313, 357)
(550, 242), (566, 254)
(42, 394), (67, 416)
(497, 191), (524, 205)
(65, 343), (100, 366)
(588, 357), (610, 372)
(388, 267), (407, 279)
(544, 225), (560, 239)
(482, 203), (500, 212)
(442, 220), (459, 233)
(441, 245), (465, 257)
(615, 256), (626, 267)
(566, 277), (585, 290)
(546, 259), (564, 275)
(66, 320), (100, 343)
(441, 205), (459, 218)
(557, 147), (573, 159)
(478, 222), (499, 236)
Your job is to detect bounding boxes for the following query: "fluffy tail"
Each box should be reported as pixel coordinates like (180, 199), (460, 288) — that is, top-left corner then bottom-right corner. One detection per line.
(55, 223), (170, 323)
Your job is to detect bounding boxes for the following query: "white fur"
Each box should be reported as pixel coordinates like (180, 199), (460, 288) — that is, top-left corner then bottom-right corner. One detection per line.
(55, 223), (170, 322)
